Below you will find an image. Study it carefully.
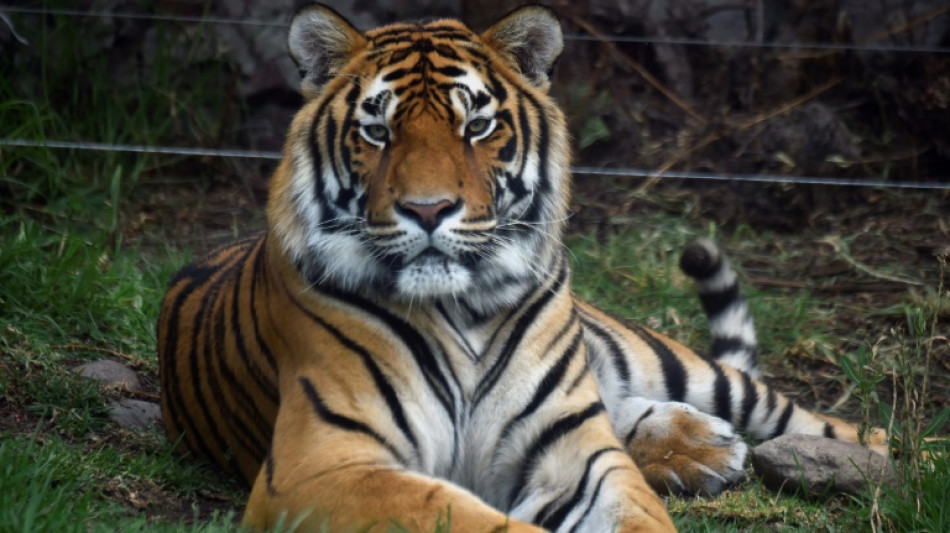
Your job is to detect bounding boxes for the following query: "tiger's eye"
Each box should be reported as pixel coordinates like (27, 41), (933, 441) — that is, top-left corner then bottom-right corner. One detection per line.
(363, 124), (389, 142)
(466, 118), (490, 136)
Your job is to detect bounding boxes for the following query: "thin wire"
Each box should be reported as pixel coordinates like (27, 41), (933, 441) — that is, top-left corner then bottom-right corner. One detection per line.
(2, 5), (948, 54)
(563, 33), (950, 54)
(3, 138), (947, 190)
(0, 138), (282, 160)
(0, 6), (286, 27)
(572, 167), (950, 190)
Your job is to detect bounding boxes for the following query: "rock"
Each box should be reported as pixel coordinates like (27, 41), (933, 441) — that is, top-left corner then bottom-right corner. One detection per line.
(757, 102), (861, 174)
(73, 360), (142, 392)
(110, 399), (162, 430)
(751, 434), (896, 498)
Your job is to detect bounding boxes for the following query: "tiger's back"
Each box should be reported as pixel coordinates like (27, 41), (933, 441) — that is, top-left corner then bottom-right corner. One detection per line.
(158, 234), (278, 484)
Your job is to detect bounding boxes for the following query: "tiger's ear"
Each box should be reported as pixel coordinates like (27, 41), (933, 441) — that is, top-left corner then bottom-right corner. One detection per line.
(288, 3), (366, 100)
(481, 6), (563, 91)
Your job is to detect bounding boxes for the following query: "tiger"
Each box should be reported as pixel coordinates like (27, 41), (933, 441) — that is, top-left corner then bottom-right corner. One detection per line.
(157, 4), (888, 532)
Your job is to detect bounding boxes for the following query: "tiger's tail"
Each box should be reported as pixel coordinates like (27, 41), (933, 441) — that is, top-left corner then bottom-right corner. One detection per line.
(680, 238), (759, 378)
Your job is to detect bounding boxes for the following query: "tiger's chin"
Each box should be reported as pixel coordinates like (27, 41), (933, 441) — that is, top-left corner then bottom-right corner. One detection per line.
(393, 253), (474, 300)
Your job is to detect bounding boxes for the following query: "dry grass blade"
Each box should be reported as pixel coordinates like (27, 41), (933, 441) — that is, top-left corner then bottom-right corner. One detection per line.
(819, 236), (924, 286)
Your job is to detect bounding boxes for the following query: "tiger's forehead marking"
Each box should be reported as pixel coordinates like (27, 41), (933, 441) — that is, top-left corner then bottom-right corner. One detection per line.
(356, 21), (496, 124)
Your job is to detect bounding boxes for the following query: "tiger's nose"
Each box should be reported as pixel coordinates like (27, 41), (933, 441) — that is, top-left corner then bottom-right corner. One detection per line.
(396, 199), (461, 233)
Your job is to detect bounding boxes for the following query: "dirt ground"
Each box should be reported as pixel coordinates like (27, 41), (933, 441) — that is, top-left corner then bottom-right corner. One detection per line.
(125, 166), (950, 420)
(111, 173), (950, 526)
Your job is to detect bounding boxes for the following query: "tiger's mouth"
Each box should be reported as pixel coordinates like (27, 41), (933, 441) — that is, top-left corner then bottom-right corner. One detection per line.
(405, 247), (480, 267)
(392, 247), (476, 298)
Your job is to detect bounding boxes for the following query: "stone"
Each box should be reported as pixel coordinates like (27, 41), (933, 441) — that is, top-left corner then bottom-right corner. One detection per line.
(73, 359), (142, 392)
(751, 434), (896, 498)
(110, 399), (162, 430)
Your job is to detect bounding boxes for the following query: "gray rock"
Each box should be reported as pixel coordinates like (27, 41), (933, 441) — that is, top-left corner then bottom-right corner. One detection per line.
(751, 434), (896, 498)
(110, 399), (162, 430)
(73, 360), (142, 392)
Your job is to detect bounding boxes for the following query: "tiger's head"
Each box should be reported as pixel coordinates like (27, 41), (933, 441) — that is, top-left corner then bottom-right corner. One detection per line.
(269, 4), (569, 312)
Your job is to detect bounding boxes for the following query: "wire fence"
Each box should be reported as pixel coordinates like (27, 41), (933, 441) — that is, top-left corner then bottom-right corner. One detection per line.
(2, 4), (949, 190)
(2, 138), (948, 190)
(4, 5), (950, 53)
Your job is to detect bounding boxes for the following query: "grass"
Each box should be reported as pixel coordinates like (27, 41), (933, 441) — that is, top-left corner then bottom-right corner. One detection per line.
(2, 4), (948, 532)
(567, 222), (827, 359)
(574, 230), (950, 532)
(1, 4), (247, 530)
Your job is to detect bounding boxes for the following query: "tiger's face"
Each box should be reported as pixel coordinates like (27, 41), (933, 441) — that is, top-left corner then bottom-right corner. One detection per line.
(269, 5), (568, 311)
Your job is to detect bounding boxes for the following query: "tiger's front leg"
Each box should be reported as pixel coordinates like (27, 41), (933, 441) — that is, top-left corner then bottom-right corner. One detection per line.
(243, 373), (545, 533)
(243, 367), (676, 533)
(580, 301), (888, 496)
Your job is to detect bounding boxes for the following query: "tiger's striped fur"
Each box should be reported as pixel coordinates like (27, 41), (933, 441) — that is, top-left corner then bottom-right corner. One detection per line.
(158, 4), (886, 532)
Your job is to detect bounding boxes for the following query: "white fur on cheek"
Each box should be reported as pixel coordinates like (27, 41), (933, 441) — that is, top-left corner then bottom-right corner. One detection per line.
(278, 135), (387, 291)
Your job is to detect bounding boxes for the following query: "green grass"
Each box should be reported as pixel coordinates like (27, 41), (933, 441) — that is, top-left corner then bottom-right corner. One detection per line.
(567, 222), (826, 363)
(0, 213), (247, 530)
(0, 432), (244, 533)
(2, 4), (948, 532)
(1, 5), (247, 530)
(571, 227), (950, 532)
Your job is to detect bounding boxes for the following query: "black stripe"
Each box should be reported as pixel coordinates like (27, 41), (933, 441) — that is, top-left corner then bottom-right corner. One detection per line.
(496, 109), (516, 162)
(464, 45), (492, 65)
(471, 90), (491, 110)
(192, 263), (239, 470)
(567, 466), (624, 533)
(210, 272), (268, 461)
(764, 386), (778, 420)
(513, 96), (531, 199)
(320, 285), (459, 421)
(265, 450), (278, 496)
(308, 100), (335, 226)
(436, 302), (478, 360)
(518, 90), (551, 224)
(339, 84), (362, 182)
(497, 326), (582, 446)
(769, 401), (795, 439)
(539, 447), (623, 529)
(579, 316), (631, 395)
(472, 257), (567, 409)
(623, 406), (655, 448)
(681, 251), (722, 280)
(434, 43), (461, 60)
(161, 271), (219, 464)
(383, 68), (413, 82)
(285, 289), (419, 453)
(229, 241), (279, 428)
(248, 237), (279, 378)
(435, 65), (466, 77)
(823, 423), (836, 439)
(507, 402), (606, 509)
(160, 242), (258, 451)
(487, 70), (508, 104)
(698, 285), (741, 319)
(429, 30), (476, 41)
(168, 243), (257, 471)
(370, 25), (471, 44)
(565, 363), (589, 394)
(630, 324), (688, 402)
(710, 359), (733, 423)
(738, 371), (758, 430)
(298, 376), (405, 463)
(710, 336), (755, 363)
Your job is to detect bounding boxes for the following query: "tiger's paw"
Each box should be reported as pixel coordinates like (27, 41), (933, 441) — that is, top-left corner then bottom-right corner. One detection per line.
(627, 403), (747, 496)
